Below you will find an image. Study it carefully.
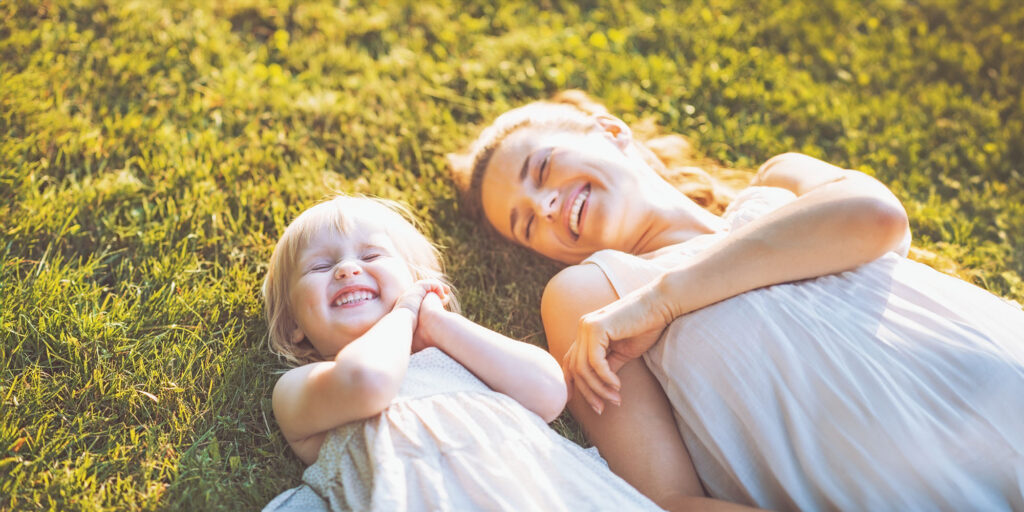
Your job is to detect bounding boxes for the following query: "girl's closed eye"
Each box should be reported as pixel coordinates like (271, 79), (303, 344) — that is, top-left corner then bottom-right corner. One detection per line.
(362, 252), (381, 262)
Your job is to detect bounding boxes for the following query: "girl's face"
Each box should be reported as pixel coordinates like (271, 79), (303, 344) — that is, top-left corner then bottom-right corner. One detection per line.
(479, 122), (652, 264)
(287, 222), (415, 358)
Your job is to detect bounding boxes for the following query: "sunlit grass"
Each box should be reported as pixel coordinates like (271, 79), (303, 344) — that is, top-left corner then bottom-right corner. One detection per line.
(2, 0), (1022, 509)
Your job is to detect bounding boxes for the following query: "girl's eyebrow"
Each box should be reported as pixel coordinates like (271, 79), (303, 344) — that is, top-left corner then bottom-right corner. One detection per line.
(361, 243), (390, 252)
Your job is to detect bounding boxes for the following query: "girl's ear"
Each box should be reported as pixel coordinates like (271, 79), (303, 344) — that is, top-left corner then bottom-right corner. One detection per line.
(289, 325), (305, 344)
(594, 114), (632, 151)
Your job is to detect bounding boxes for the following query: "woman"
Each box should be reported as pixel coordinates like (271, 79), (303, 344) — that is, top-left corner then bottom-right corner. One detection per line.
(449, 91), (1024, 511)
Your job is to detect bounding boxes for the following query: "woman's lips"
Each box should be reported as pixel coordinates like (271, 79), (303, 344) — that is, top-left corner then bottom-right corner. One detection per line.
(566, 184), (590, 239)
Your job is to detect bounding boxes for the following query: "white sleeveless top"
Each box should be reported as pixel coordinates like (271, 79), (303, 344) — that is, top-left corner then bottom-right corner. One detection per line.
(584, 186), (1024, 511)
(265, 347), (663, 511)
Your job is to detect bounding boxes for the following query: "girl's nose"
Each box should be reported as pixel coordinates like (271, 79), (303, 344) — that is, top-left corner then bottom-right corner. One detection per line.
(536, 189), (559, 221)
(334, 261), (361, 279)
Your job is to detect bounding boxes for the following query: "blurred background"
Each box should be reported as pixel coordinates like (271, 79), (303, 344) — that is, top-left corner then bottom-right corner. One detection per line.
(2, 0), (1022, 509)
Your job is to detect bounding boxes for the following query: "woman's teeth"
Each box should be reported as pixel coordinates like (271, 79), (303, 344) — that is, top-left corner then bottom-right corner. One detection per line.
(569, 187), (590, 236)
(333, 291), (376, 306)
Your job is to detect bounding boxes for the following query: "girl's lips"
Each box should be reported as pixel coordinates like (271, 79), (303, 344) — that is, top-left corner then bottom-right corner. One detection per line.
(330, 285), (379, 308)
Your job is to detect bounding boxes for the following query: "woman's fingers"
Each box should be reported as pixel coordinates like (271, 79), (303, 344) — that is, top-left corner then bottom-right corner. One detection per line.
(565, 338), (621, 414)
(566, 343), (604, 413)
(586, 336), (622, 392)
(575, 346), (621, 404)
(578, 316), (623, 391)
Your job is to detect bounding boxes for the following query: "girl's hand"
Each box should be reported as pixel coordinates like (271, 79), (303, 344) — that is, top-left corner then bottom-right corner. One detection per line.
(412, 291), (449, 353)
(393, 279), (451, 317)
(563, 282), (673, 415)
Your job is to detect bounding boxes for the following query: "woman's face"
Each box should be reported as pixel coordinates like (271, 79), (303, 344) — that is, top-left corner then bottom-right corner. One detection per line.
(480, 123), (651, 264)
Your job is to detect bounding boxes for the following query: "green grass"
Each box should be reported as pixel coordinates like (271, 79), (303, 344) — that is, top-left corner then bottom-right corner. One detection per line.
(2, 0), (1022, 509)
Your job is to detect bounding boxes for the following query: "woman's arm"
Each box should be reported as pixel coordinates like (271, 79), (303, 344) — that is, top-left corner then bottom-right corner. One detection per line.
(415, 294), (567, 422)
(543, 264), (763, 512)
(272, 281), (445, 464)
(569, 153), (911, 407)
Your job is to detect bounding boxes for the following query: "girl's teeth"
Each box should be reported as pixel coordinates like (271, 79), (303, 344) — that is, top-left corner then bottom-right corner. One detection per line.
(569, 188), (590, 236)
(333, 290), (375, 306)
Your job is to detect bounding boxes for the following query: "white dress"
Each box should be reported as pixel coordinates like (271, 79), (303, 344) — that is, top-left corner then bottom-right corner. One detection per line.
(584, 186), (1024, 511)
(264, 347), (663, 512)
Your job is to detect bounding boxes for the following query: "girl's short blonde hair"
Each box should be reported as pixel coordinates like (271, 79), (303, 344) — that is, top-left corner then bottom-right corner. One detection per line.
(262, 195), (459, 366)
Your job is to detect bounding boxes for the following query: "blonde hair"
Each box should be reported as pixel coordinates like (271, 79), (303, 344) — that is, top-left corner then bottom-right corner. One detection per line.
(262, 195), (460, 366)
(449, 90), (744, 224)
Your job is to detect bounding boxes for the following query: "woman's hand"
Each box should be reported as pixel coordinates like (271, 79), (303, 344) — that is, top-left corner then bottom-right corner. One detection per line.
(563, 280), (675, 415)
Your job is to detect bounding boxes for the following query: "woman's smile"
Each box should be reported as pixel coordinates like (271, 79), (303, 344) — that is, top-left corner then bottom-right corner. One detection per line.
(566, 183), (590, 239)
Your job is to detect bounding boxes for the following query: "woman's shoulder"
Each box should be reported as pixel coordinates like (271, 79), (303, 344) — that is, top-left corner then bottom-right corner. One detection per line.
(545, 252), (662, 309)
(544, 262), (617, 302)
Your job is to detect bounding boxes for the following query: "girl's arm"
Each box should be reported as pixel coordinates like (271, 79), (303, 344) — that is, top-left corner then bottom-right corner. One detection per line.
(568, 153), (911, 411)
(415, 293), (568, 422)
(272, 281), (444, 464)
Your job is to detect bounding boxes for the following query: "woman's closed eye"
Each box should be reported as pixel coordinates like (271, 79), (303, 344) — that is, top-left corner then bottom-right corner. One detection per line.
(537, 149), (552, 185)
(524, 148), (553, 241)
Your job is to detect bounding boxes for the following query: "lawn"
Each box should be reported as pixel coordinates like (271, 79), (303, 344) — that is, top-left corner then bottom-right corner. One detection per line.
(2, 0), (1022, 509)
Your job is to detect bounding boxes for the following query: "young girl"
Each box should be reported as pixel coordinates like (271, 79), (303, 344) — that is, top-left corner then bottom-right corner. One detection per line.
(260, 195), (666, 511)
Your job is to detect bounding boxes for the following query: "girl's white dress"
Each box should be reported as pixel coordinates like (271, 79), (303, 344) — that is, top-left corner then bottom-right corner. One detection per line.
(584, 186), (1024, 511)
(264, 347), (662, 512)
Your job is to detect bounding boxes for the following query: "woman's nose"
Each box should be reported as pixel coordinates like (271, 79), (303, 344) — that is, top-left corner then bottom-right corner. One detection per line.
(334, 261), (361, 279)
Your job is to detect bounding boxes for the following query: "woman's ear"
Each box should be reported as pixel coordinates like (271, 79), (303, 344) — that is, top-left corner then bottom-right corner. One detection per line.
(594, 114), (632, 151)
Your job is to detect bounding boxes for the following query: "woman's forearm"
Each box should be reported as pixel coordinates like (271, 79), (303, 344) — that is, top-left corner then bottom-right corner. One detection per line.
(658, 173), (908, 319)
(569, 172), (910, 381)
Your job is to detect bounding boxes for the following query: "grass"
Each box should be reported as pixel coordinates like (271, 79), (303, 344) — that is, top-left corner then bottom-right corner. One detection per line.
(2, 0), (1022, 509)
